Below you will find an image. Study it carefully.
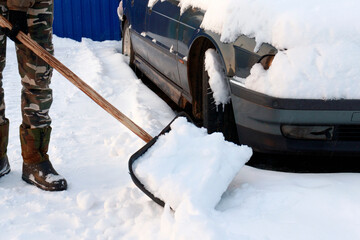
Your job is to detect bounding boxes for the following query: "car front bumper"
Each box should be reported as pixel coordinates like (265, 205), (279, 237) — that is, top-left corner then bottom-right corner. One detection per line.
(229, 78), (360, 155)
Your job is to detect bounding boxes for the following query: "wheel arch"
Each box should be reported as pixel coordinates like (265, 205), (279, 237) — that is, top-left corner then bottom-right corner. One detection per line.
(187, 35), (227, 119)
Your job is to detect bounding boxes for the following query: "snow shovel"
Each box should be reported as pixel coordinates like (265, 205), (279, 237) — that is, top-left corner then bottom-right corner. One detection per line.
(0, 16), (251, 210)
(0, 15), (184, 207)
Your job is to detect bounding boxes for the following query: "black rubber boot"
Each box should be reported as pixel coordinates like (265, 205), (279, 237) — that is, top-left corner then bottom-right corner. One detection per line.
(20, 126), (67, 191)
(0, 155), (10, 178)
(22, 160), (67, 191)
(0, 119), (10, 178)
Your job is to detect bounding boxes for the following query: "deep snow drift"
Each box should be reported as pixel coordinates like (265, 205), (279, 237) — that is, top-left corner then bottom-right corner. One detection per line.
(0, 36), (360, 240)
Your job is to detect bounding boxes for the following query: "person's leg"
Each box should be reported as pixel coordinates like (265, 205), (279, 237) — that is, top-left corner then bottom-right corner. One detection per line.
(17, 0), (54, 130)
(0, 3), (10, 178)
(16, 0), (66, 190)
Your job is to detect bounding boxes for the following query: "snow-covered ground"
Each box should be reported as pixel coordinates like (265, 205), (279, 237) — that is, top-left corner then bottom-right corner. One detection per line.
(1, 37), (360, 239)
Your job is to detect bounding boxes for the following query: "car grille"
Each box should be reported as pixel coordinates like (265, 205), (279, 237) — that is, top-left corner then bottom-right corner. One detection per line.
(334, 125), (360, 141)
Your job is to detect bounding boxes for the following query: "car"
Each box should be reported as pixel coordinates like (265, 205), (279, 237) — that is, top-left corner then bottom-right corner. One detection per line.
(118, 0), (360, 155)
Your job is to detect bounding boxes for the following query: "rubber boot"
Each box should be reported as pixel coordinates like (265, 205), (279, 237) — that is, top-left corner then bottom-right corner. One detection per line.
(0, 119), (10, 178)
(20, 125), (67, 191)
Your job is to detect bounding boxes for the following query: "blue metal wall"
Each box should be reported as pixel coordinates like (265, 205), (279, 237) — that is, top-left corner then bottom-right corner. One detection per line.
(53, 0), (121, 41)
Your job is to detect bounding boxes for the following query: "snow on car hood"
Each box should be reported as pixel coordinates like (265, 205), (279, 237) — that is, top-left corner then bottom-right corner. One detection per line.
(150, 0), (360, 99)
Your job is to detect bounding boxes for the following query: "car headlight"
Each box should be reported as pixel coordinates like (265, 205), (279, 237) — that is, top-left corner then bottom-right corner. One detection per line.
(281, 125), (334, 140)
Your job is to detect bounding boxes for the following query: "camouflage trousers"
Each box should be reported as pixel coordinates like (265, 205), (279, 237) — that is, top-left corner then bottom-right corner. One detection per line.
(0, 0), (54, 128)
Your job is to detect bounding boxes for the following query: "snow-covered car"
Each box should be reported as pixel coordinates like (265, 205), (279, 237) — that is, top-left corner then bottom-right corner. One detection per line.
(118, 0), (360, 155)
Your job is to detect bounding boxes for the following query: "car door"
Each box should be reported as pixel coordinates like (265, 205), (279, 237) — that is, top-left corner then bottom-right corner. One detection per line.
(145, 0), (181, 86)
(129, 0), (149, 61)
(177, 7), (205, 93)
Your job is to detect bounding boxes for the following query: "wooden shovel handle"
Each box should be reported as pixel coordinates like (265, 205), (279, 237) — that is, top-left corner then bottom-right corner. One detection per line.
(0, 15), (153, 143)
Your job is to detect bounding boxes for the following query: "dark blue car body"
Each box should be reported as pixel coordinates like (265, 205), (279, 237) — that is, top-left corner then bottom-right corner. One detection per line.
(119, 0), (360, 156)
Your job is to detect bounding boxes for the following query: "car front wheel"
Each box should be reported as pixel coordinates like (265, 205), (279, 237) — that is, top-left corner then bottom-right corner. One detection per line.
(201, 47), (238, 143)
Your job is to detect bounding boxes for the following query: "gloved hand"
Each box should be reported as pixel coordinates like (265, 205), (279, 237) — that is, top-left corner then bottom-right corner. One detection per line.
(3, 10), (28, 43)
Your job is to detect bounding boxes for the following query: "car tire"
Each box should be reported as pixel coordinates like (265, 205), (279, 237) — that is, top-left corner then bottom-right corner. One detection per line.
(122, 20), (135, 69)
(201, 47), (239, 143)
